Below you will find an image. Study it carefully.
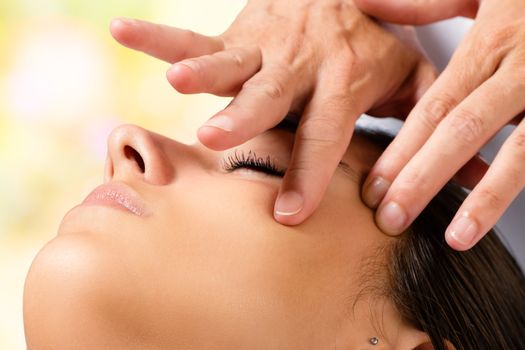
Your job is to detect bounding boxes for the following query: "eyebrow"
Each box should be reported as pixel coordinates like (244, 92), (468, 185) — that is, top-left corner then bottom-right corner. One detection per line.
(272, 118), (363, 183)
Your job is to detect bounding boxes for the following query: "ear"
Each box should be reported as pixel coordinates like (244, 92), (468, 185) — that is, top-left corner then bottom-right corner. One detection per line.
(395, 328), (431, 349)
(414, 342), (434, 350)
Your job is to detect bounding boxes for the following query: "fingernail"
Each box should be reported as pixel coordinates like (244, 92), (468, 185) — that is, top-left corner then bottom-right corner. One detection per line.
(116, 17), (136, 26)
(176, 60), (199, 72)
(377, 201), (407, 234)
(275, 192), (304, 216)
(363, 176), (390, 208)
(201, 115), (234, 132)
(446, 213), (478, 246)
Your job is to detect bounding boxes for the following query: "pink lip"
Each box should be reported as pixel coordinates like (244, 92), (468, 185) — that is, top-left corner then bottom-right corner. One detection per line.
(82, 182), (148, 216)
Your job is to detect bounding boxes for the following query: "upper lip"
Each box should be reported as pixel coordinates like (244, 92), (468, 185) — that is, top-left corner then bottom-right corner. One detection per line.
(82, 181), (148, 216)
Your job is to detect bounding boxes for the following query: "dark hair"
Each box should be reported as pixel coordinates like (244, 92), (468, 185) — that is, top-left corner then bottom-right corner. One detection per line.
(357, 126), (525, 350)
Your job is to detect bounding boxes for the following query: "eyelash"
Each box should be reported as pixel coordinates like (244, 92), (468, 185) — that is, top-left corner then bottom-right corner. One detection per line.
(221, 150), (286, 177)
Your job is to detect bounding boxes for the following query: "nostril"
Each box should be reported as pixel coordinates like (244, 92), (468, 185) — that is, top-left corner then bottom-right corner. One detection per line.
(124, 145), (145, 173)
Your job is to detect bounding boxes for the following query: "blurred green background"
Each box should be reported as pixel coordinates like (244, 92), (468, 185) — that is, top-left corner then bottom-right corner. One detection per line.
(0, 0), (244, 347)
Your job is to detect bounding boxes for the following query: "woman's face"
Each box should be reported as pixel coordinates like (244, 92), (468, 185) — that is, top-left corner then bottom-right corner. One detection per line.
(28, 124), (427, 349)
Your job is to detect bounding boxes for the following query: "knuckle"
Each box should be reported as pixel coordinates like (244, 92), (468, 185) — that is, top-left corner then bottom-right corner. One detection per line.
(462, 25), (519, 70)
(504, 165), (523, 191)
(484, 25), (518, 53)
(477, 187), (503, 210)
(297, 117), (348, 150)
(282, 33), (307, 64)
(337, 4), (367, 36)
(508, 131), (525, 162)
(187, 29), (197, 40)
(286, 159), (313, 178)
(511, 131), (525, 148)
(181, 29), (198, 43)
(337, 45), (358, 67)
(339, 63), (361, 87)
(329, 51), (361, 87)
(243, 75), (286, 100)
(506, 65), (525, 90)
(395, 168), (428, 195)
(260, 80), (285, 100)
(227, 50), (244, 67)
(447, 108), (485, 145)
(285, 156), (334, 185)
(417, 94), (457, 131)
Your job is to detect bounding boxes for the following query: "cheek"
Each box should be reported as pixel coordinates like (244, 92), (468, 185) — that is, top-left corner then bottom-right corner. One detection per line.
(300, 173), (385, 267)
(100, 175), (387, 346)
(150, 178), (284, 278)
(137, 177), (379, 343)
(127, 179), (301, 342)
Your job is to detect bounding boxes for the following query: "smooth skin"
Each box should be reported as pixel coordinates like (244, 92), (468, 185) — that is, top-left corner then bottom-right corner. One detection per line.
(24, 124), (435, 349)
(353, 0), (525, 250)
(108, 0), (437, 226)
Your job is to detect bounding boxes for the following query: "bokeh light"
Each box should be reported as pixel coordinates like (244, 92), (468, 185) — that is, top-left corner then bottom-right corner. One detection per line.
(1, 0), (243, 347)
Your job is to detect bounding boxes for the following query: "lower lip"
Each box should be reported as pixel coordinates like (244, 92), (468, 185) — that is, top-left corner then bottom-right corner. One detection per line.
(82, 183), (147, 216)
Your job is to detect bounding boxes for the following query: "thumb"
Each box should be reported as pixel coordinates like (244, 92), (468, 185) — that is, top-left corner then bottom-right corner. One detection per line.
(353, 0), (479, 25)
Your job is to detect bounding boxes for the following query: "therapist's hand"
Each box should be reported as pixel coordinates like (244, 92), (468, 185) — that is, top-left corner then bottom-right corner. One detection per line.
(110, 0), (436, 225)
(354, 0), (525, 250)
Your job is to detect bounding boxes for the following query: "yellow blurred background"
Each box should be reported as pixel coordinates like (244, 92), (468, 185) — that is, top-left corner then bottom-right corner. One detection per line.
(1, 0), (245, 347)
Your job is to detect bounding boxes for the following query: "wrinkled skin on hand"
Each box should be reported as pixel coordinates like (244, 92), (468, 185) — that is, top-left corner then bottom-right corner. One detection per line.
(355, 0), (525, 250)
(110, 0), (436, 226)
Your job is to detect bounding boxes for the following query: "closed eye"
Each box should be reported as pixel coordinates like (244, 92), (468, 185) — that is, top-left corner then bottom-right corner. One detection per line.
(221, 149), (285, 177)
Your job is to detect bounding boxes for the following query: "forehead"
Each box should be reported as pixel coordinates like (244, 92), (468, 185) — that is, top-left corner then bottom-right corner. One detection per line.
(343, 133), (384, 181)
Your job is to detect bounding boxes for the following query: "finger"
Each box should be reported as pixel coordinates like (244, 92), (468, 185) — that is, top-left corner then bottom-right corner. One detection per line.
(445, 119), (525, 250)
(273, 81), (361, 225)
(197, 63), (295, 150)
(452, 155), (489, 190)
(362, 32), (502, 209)
(109, 18), (223, 63)
(374, 69), (524, 236)
(353, 0), (478, 25)
(166, 46), (262, 96)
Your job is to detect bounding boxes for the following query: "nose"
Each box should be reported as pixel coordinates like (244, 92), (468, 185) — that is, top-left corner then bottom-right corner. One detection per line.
(105, 124), (174, 185)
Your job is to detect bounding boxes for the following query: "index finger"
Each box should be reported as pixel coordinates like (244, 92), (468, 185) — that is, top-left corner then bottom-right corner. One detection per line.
(375, 70), (523, 235)
(110, 18), (224, 63)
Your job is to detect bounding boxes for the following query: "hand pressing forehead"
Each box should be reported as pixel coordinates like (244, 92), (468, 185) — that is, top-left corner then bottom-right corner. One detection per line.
(109, 0), (436, 227)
